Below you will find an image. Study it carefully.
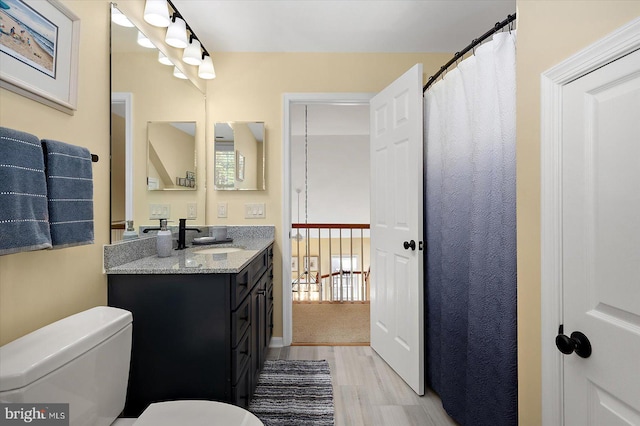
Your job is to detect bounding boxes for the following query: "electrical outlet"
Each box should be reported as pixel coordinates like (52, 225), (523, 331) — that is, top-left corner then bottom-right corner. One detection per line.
(244, 203), (265, 219)
(187, 203), (197, 219)
(217, 202), (227, 218)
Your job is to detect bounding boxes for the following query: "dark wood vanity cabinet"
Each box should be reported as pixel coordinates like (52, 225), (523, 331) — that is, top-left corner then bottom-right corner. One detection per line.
(108, 244), (274, 417)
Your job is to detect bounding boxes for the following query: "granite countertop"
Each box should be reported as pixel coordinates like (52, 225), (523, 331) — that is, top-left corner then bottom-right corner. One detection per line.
(104, 226), (275, 275)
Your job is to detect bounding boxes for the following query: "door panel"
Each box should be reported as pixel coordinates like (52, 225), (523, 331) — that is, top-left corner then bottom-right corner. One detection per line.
(562, 48), (640, 425)
(370, 63), (424, 395)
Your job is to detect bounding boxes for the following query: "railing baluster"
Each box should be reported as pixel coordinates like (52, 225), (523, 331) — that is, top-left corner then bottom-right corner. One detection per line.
(291, 223), (370, 303)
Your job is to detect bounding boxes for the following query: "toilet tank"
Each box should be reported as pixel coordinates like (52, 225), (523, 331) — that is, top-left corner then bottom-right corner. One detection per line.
(0, 307), (133, 426)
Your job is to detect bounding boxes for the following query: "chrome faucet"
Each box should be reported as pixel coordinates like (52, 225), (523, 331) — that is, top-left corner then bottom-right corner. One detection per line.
(177, 218), (201, 250)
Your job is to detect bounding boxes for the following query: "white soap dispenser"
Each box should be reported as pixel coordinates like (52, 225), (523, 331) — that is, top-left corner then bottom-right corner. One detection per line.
(156, 219), (173, 258)
(122, 220), (139, 241)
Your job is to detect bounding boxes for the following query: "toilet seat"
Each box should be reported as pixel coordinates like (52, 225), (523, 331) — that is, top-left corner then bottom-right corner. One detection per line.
(132, 400), (263, 426)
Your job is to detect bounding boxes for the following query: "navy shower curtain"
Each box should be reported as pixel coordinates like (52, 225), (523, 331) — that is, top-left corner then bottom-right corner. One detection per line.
(424, 31), (517, 426)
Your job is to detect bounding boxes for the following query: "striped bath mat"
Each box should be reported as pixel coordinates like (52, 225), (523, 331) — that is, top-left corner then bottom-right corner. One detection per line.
(249, 360), (334, 425)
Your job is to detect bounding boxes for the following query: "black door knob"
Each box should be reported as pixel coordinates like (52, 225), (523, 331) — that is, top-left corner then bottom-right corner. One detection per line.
(555, 327), (592, 358)
(403, 240), (416, 250)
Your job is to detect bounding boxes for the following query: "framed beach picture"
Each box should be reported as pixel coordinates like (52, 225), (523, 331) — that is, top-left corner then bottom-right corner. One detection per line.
(0, 0), (79, 114)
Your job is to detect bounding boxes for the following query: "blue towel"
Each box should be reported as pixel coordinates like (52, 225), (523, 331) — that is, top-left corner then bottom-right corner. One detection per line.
(0, 127), (52, 255)
(41, 139), (94, 248)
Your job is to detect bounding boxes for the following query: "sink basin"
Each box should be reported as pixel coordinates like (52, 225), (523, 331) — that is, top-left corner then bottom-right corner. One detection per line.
(193, 247), (243, 255)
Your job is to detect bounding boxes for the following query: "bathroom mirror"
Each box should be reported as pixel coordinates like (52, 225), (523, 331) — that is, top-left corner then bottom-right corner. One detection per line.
(214, 122), (266, 190)
(147, 121), (197, 190)
(110, 5), (206, 242)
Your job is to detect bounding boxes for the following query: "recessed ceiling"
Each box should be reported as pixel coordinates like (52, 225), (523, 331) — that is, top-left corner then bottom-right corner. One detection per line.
(171, 0), (516, 53)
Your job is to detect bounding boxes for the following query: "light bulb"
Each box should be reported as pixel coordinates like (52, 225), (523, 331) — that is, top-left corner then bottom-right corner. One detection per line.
(111, 7), (134, 27)
(158, 51), (173, 66)
(173, 66), (188, 79)
(137, 31), (155, 49)
(183, 38), (203, 66)
(165, 17), (188, 48)
(198, 55), (216, 79)
(143, 0), (170, 27)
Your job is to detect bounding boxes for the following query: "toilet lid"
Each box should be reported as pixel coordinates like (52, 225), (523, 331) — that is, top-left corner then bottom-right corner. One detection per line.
(133, 400), (263, 426)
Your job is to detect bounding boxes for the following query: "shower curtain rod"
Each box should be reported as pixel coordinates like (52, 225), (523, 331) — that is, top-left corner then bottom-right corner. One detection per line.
(423, 13), (516, 92)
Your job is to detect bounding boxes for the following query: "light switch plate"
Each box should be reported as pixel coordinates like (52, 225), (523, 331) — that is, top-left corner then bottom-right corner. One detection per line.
(217, 202), (228, 218)
(149, 204), (171, 219)
(244, 203), (265, 219)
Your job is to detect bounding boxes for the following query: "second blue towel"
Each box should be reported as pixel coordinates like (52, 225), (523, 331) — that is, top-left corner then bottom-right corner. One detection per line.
(42, 139), (94, 248)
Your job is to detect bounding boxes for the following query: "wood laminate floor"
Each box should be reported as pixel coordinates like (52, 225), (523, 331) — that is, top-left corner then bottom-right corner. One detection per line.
(267, 345), (458, 426)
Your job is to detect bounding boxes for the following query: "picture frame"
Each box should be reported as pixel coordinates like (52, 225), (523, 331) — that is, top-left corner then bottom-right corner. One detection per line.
(291, 257), (298, 272)
(304, 256), (319, 272)
(236, 151), (245, 181)
(0, 0), (80, 115)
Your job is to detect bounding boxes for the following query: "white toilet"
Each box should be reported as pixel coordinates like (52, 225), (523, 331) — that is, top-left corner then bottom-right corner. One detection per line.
(0, 307), (263, 426)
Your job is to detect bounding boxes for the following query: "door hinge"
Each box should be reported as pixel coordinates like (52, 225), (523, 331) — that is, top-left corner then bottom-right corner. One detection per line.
(419, 241), (424, 251)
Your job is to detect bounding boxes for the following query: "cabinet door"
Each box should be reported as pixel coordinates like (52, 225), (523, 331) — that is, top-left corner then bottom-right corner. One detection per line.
(108, 274), (231, 417)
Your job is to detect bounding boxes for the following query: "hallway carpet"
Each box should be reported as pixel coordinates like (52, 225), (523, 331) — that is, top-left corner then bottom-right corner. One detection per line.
(292, 302), (369, 345)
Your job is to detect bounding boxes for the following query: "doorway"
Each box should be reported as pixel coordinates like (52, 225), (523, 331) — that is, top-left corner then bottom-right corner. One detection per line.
(282, 93), (373, 347)
(110, 92), (133, 243)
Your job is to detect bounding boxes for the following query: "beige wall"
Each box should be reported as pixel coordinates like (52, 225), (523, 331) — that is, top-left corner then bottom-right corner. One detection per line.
(515, 2), (640, 424)
(205, 52), (451, 339)
(0, 0), (111, 345)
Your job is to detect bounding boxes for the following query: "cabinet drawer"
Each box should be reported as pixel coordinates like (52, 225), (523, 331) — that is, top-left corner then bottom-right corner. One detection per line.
(232, 328), (251, 384)
(231, 267), (251, 310)
(232, 363), (252, 409)
(266, 271), (274, 312)
(231, 296), (251, 348)
(267, 305), (274, 343)
(249, 249), (269, 285)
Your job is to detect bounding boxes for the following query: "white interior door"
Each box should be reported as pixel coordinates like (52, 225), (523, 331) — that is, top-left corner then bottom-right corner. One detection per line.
(561, 47), (640, 425)
(369, 64), (424, 395)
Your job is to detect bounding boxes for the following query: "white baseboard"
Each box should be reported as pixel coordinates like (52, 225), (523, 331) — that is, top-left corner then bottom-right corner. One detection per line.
(269, 337), (285, 348)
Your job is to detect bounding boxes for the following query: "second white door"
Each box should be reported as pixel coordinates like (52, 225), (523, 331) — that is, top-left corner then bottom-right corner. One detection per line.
(369, 64), (424, 395)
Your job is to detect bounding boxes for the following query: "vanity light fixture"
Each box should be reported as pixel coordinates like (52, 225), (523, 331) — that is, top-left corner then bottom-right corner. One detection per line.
(198, 53), (216, 80)
(173, 66), (188, 79)
(137, 31), (155, 49)
(111, 6), (134, 27)
(165, 15), (188, 48)
(158, 51), (173, 66)
(182, 37), (203, 66)
(143, 0), (171, 27)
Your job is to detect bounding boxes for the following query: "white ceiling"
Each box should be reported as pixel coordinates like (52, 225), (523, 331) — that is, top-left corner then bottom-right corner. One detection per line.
(171, 0), (516, 53)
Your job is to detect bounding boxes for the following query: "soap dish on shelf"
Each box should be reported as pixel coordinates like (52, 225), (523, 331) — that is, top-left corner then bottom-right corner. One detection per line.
(192, 237), (233, 245)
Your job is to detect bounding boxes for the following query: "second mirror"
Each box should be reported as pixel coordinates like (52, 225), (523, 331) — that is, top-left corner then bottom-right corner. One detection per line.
(214, 122), (265, 190)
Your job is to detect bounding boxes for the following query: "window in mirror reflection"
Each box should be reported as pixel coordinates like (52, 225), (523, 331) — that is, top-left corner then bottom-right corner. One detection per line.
(214, 122), (265, 191)
(147, 121), (197, 191)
